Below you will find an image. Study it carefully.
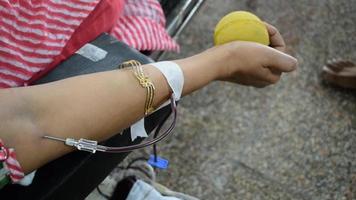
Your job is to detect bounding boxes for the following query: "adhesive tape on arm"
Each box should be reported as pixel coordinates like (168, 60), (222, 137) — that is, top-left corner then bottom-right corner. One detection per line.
(130, 61), (184, 141)
(150, 61), (184, 101)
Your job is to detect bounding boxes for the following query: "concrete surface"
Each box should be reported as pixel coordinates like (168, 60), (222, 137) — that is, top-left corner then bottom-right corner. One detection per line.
(90, 0), (356, 199)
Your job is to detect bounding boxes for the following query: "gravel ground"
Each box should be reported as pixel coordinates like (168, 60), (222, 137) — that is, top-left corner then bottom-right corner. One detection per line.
(90, 0), (356, 199)
(154, 0), (356, 199)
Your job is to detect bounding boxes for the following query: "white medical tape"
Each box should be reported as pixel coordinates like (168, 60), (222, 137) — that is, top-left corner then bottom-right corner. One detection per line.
(130, 61), (184, 141)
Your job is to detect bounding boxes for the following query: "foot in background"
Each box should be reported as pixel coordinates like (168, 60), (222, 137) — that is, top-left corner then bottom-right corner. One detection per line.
(322, 59), (356, 90)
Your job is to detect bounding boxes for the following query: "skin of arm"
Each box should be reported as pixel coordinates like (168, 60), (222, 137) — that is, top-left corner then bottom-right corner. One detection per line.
(0, 24), (297, 174)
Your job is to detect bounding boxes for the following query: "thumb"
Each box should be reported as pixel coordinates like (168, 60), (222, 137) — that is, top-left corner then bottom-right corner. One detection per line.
(264, 47), (298, 72)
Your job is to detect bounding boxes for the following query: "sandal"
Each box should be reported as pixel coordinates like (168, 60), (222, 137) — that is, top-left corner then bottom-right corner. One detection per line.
(322, 58), (356, 90)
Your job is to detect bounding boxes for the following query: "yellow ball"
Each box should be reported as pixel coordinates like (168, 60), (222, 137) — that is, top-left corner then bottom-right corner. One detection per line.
(214, 11), (269, 46)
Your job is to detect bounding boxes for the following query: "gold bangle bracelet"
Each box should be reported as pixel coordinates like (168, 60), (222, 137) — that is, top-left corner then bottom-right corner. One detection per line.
(119, 60), (156, 116)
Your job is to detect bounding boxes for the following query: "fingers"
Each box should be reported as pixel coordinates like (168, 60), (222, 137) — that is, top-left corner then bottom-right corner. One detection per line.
(263, 22), (296, 76)
(265, 72), (281, 84)
(264, 22), (286, 52)
(264, 47), (298, 73)
(259, 67), (281, 84)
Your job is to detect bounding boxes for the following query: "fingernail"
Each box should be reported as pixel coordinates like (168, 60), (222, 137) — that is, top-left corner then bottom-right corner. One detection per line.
(288, 55), (298, 70)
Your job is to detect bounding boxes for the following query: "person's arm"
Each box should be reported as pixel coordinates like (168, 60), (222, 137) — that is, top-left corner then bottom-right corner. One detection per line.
(0, 25), (297, 174)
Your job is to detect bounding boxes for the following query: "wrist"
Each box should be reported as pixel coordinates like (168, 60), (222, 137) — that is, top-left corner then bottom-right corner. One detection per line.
(173, 54), (218, 96)
(203, 42), (244, 81)
(215, 42), (244, 81)
(179, 47), (226, 81)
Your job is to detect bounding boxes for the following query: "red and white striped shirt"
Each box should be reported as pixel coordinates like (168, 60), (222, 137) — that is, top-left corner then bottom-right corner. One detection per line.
(0, 0), (178, 88)
(0, 0), (102, 88)
(110, 0), (179, 51)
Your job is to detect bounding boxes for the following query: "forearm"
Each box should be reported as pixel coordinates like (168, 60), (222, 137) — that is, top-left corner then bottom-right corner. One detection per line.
(0, 39), (297, 173)
(0, 48), (222, 173)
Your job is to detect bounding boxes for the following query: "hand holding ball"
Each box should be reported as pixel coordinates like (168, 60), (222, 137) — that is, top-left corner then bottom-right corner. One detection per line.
(214, 11), (270, 46)
(212, 11), (297, 88)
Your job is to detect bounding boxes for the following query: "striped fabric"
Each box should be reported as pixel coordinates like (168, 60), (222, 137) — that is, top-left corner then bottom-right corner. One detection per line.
(110, 0), (179, 52)
(0, 139), (24, 184)
(0, 0), (100, 88)
(0, 0), (178, 89)
(3, 148), (24, 183)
